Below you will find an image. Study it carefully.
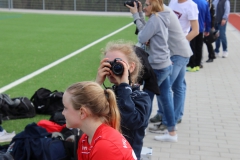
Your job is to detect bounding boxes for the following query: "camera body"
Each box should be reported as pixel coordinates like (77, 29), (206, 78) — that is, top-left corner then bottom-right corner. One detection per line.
(107, 58), (124, 76)
(124, 0), (139, 8)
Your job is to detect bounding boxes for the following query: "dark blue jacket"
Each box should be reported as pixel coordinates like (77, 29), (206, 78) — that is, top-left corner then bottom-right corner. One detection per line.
(113, 83), (151, 160)
(193, 0), (211, 33)
(10, 123), (67, 160)
(10, 123), (50, 160)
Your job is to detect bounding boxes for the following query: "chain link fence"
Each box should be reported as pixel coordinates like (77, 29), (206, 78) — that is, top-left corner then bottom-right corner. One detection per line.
(0, 0), (239, 12)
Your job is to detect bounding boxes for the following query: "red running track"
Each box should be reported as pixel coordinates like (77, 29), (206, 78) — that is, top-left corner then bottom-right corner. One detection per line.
(228, 13), (240, 31)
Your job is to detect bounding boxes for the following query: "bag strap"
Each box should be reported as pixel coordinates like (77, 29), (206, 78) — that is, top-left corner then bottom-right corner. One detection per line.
(0, 94), (20, 107)
(30, 91), (37, 102)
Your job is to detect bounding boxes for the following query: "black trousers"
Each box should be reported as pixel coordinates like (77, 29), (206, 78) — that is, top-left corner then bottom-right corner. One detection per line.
(203, 37), (216, 59)
(188, 33), (204, 68)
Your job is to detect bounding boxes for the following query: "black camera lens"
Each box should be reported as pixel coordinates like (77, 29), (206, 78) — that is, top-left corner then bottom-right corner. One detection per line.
(112, 63), (124, 75)
(107, 58), (124, 76)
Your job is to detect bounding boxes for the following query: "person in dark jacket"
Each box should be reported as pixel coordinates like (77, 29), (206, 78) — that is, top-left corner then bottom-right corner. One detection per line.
(213, 0), (230, 58)
(96, 40), (151, 160)
(204, 0), (217, 62)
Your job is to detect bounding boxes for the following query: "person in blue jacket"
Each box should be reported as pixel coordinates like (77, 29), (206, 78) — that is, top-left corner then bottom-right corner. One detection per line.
(204, 0), (217, 63)
(187, 0), (211, 71)
(96, 40), (151, 160)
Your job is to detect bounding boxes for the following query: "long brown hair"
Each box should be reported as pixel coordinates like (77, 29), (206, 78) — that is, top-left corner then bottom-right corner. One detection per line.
(66, 81), (121, 131)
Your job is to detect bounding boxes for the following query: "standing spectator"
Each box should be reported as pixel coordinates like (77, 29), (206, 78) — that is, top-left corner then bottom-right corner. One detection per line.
(143, 4), (193, 135)
(96, 40), (151, 159)
(127, 0), (178, 142)
(62, 81), (137, 160)
(169, 0), (199, 72)
(213, 0), (230, 58)
(204, 0), (217, 63)
(169, 0), (199, 40)
(188, 0), (211, 70)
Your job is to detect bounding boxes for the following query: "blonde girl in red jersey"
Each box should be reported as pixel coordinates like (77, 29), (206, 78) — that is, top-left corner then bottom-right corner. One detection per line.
(62, 81), (137, 160)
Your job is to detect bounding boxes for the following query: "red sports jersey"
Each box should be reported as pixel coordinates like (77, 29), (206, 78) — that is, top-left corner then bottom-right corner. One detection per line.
(77, 124), (137, 160)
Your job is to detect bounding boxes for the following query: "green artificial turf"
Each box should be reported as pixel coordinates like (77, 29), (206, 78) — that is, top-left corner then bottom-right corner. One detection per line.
(0, 11), (138, 141)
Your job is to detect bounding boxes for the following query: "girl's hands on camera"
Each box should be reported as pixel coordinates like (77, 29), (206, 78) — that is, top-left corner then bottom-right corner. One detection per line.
(113, 59), (129, 85)
(96, 58), (111, 85)
(96, 58), (129, 86)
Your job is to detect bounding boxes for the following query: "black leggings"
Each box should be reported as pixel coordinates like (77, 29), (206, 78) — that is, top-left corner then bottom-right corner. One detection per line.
(188, 33), (204, 67)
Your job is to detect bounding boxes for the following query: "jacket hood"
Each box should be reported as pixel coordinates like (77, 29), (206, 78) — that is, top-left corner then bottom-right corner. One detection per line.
(154, 11), (170, 27)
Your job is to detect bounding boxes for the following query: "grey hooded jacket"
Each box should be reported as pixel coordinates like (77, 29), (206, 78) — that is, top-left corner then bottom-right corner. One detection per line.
(133, 11), (171, 70)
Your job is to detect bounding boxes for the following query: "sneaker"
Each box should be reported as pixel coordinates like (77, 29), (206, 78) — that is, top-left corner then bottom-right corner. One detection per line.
(222, 51), (228, 58)
(149, 114), (162, 123)
(187, 67), (197, 72)
(149, 123), (168, 134)
(206, 59), (214, 62)
(186, 66), (191, 71)
(154, 133), (178, 142)
(215, 52), (220, 57)
(153, 123), (178, 130)
(0, 130), (16, 143)
(195, 66), (200, 71)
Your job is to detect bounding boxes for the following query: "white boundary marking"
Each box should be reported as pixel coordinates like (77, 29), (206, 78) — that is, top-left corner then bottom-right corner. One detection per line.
(0, 22), (133, 93)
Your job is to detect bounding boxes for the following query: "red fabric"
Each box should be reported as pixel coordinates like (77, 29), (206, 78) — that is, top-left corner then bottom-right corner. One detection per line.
(77, 124), (137, 160)
(229, 14), (240, 31)
(37, 120), (66, 133)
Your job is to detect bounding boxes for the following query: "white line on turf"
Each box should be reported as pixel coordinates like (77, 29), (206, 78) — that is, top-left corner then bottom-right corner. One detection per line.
(0, 22), (133, 93)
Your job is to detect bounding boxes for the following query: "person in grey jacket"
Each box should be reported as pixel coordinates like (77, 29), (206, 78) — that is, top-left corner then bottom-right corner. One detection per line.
(131, 1), (193, 131)
(126, 0), (177, 142)
(147, 5), (193, 137)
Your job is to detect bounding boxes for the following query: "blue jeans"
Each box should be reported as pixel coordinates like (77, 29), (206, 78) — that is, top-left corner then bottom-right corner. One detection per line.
(145, 56), (189, 127)
(214, 22), (228, 53)
(145, 65), (175, 132)
(170, 56), (189, 122)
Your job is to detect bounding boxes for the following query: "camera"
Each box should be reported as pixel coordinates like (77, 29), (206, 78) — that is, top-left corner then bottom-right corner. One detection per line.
(124, 0), (139, 8)
(107, 58), (124, 76)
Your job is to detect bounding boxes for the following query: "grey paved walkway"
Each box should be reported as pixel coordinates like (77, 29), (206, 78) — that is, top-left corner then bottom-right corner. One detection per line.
(144, 23), (240, 160)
